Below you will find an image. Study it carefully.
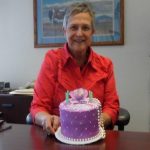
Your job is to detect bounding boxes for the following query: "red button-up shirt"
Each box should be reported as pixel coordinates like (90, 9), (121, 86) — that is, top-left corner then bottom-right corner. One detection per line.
(30, 44), (119, 125)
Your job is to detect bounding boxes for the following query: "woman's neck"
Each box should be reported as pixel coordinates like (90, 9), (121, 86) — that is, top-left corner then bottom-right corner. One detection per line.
(67, 44), (90, 67)
(71, 49), (90, 68)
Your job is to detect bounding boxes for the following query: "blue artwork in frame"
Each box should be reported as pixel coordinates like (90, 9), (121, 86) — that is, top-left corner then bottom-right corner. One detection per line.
(34, 0), (124, 47)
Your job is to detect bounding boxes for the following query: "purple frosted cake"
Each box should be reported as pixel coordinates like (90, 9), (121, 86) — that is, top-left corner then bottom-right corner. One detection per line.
(59, 88), (101, 142)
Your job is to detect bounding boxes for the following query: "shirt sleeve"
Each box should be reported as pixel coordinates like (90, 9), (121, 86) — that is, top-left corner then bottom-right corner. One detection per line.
(30, 51), (57, 120)
(102, 61), (120, 125)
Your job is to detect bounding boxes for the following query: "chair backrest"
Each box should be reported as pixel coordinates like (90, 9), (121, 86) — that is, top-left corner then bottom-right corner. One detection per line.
(26, 113), (33, 124)
(0, 112), (3, 117)
(115, 107), (130, 131)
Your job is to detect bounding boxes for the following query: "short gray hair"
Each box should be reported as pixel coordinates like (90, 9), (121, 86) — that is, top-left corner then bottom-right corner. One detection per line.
(63, 2), (95, 30)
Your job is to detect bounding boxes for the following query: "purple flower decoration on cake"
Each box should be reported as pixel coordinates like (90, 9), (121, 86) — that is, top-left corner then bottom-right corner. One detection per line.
(69, 88), (88, 102)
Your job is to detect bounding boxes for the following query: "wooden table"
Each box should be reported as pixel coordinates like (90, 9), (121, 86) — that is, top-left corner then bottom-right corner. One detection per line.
(0, 124), (150, 150)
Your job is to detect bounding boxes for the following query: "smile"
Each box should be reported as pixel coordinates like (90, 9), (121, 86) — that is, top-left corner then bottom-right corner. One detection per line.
(74, 39), (85, 43)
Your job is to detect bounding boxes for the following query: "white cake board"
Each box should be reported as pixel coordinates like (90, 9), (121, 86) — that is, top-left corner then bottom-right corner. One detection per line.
(55, 127), (106, 145)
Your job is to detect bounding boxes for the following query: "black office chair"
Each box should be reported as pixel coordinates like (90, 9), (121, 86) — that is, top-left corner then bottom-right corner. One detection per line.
(115, 107), (130, 130)
(0, 111), (4, 126)
(0, 111), (3, 120)
(26, 107), (130, 131)
(0, 111), (3, 117)
(26, 113), (33, 125)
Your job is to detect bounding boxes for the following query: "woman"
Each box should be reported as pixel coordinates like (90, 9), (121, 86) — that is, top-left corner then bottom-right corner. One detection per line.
(30, 2), (119, 134)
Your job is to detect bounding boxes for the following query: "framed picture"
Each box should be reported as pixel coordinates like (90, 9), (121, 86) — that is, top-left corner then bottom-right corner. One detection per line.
(33, 0), (124, 48)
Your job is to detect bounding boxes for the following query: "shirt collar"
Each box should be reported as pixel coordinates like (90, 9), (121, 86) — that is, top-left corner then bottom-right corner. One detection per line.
(62, 43), (74, 65)
(61, 43), (97, 70)
(86, 47), (99, 71)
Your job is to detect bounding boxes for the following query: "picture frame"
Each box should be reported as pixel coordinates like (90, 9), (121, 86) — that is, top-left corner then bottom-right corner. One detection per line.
(33, 0), (124, 48)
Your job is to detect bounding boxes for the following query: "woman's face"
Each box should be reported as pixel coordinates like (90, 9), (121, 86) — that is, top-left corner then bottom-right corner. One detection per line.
(63, 12), (94, 55)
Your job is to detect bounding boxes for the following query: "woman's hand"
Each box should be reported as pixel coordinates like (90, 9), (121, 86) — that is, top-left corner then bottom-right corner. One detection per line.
(42, 114), (60, 134)
(101, 113), (112, 129)
(35, 112), (60, 135)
